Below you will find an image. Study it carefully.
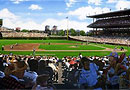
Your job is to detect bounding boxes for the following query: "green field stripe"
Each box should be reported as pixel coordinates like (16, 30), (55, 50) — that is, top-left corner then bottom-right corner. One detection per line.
(39, 44), (104, 50)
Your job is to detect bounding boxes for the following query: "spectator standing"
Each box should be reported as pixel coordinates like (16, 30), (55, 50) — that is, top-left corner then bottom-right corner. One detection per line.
(79, 53), (82, 59)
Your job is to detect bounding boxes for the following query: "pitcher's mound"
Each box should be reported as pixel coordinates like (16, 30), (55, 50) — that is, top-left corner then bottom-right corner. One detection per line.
(69, 45), (79, 48)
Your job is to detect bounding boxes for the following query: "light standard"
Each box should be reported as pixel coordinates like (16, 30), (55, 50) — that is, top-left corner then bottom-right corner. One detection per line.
(66, 16), (69, 40)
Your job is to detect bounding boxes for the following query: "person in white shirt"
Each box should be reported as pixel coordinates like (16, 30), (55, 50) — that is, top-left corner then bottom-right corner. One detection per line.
(48, 61), (58, 82)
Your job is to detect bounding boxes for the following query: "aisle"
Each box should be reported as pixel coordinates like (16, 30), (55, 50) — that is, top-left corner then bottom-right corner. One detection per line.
(54, 62), (78, 89)
(57, 62), (63, 84)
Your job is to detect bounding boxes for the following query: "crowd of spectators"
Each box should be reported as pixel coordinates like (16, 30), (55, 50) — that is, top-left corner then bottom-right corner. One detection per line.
(0, 52), (130, 89)
(70, 36), (130, 46)
(2, 32), (47, 38)
(62, 52), (130, 89)
(0, 54), (59, 89)
(88, 17), (130, 28)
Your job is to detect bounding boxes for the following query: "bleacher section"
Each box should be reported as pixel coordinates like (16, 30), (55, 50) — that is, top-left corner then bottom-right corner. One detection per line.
(1, 32), (48, 38)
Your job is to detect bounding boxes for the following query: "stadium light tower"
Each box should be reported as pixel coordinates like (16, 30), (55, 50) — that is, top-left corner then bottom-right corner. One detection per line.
(66, 16), (69, 40)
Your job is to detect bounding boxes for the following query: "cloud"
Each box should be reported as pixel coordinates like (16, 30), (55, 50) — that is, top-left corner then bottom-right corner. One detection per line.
(107, 0), (130, 10)
(68, 6), (110, 20)
(10, 0), (29, 4)
(57, 13), (63, 16)
(66, 0), (77, 8)
(29, 4), (42, 10)
(115, 0), (130, 10)
(0, 8), (19, 28)
(0, 8), (89, 31)
(16, 20), (43, 30)
(88, 0), (102, 5)
(0, 8), (19, 20)
(41, 18), (89, 32)
(107, 0), (118, 3)
(0, 8), (42, 30)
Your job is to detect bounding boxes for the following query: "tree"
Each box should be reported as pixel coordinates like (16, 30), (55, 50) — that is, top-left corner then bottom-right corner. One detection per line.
(87, 30), (93, 36)
(70, 28), (77, 36)
(21, 29), (29, 32)
(80, 30), (86, 36)
(58, 30), (65, 36)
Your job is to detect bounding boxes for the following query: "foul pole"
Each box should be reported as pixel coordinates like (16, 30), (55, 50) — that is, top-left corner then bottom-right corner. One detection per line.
(66, 17), (69, 40)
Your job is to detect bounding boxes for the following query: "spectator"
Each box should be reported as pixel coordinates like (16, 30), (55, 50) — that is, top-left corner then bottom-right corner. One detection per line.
(23, 58), (38, 88)
(0, 61), (27, 89)
(27, 58), (38, 73)
(48, 60), (58, 82)
(79, 53), (82, 59)
(38, 60), (54, 81)
(78, 57), (102, 89)
(0, 71), (5, 78)
(104, 56), (120, 89)
(32, 74), (54, 90)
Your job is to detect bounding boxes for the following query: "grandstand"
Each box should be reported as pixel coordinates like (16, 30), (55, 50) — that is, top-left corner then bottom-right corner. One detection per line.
(87, 9), (130, 37)
(69, 9), (130, 46)
(0, 27), (48, 38)
(2, 32), (47, 38)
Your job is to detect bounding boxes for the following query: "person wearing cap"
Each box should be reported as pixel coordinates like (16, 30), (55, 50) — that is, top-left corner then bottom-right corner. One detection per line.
(0, 61), (27, 89)
(78, 57), (102, 89)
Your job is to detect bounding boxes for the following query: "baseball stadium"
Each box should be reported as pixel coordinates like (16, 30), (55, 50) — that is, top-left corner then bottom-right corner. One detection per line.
(0, 6), (130, 90)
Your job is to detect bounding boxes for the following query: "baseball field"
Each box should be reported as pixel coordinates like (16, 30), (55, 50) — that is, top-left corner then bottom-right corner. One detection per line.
(0, 39), (129, 58)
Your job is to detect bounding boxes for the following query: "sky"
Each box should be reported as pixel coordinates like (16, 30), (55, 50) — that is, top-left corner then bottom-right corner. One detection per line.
(0, 0), (130, 32)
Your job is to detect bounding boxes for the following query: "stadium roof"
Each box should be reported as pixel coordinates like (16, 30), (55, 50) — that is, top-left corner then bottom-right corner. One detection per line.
(87, 9), (130, 18)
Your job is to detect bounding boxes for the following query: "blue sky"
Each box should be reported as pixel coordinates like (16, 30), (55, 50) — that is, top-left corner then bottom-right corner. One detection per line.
(0, 0), (130, 32)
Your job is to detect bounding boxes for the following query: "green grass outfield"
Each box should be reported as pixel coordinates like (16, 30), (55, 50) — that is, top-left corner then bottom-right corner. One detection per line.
(39, 45), (104, 50)
(0, 39), (130, 58)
